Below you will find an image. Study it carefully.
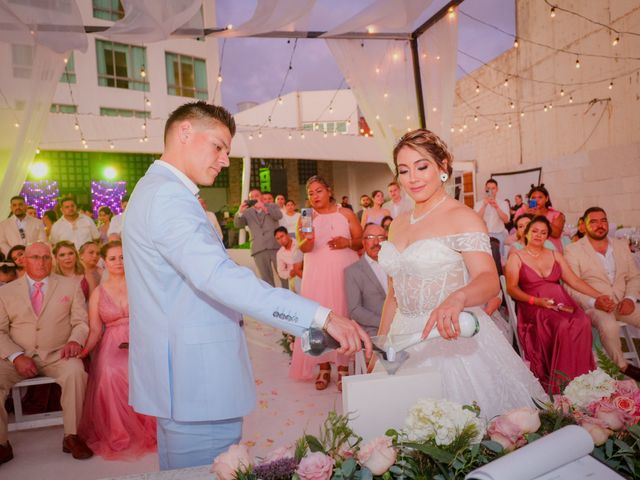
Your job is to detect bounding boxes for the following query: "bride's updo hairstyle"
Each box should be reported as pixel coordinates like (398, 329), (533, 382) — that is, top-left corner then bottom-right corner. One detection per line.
(392, 129), (453, 178)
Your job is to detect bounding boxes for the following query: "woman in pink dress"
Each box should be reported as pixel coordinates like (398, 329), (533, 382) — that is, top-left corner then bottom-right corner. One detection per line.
(78, 240), (156, 459)
(505, 216), (606, 393)
(289, 176), (363, 391)
(515, 185), (567, 251)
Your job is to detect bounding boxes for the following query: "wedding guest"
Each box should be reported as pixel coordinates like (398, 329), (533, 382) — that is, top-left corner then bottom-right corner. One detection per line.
(0, 242), (92, 464)
(505, 216), (604, 393)
(78, 241), (156, 459)
(79, 241), (103, 287)
(234, 189), (285, 288)
(381, 215), (393, 233)
(383, 181), (412, 219)
(290, 175), (363, 391)
(42, 209), (58, 240)
(508, 194), (524, 231)
(0, 262), (17, 286)
(50, 196), (100, 249)
(97, 206), (113, 244)
(474, 179), (510, 258)
(0, 195), (47, 257)
(515, 185), (566, 252)
(279, 199), (300, 238)
(107, 195), (129, 240)
(571, 217), (586, 242)
(361, 190), (390, 227)
(340, 196), (353, 211)
(53, 241), (96, 301)
(274, 227), (303, 293)
(345, 223), (387, 336)
(356, 194), (371, 223)
(261, 191), (274, 204)
(564, 207), (640, 381)
(505, 214), (555, 258)
(275, 194), (286, 216)
(26, 206), (38, 218)
(7, 245), (25, 278)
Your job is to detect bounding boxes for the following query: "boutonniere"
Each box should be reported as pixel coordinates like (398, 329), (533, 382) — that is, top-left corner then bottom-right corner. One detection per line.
(60, 295), (71, 303)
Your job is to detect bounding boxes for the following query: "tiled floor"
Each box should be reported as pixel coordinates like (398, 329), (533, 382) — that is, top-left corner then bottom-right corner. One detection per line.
(2, 319), (341, 479)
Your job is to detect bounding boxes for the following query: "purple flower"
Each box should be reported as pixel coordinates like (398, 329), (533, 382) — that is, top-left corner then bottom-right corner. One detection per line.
(253, 457), (298, 480)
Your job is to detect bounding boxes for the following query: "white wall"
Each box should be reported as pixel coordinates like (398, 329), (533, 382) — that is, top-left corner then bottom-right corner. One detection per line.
(333, 161), (395, 208)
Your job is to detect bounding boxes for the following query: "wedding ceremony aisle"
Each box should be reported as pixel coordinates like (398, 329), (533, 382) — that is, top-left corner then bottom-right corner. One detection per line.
(3, 318), (341, 480)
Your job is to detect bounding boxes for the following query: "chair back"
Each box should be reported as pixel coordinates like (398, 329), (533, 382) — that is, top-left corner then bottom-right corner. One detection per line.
(499, 274), (526, 360)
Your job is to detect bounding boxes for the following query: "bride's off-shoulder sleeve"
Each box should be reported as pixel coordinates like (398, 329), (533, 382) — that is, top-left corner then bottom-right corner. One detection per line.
(446, 232), (492, 254)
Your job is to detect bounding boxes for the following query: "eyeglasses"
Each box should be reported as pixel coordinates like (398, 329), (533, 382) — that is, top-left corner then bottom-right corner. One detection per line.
(363, 235), (387, 241)
(18, 228), (25, 240)
(26, 255), (52, 262)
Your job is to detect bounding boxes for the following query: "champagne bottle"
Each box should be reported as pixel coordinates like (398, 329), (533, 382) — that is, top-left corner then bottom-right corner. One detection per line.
(301, 311), (480, 357)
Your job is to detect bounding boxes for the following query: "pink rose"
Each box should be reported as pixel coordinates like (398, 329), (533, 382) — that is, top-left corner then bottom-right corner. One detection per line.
(553, 395), (572, 415)
(487, 417), (527, 452)
(579, 416), (612, 446)
(502, 407), (541, 434)
(263, 445), (295, 463)
(358, 437), (397, 475)
(615, 380), (639, 397)
(588, 400), (629, 431)
(296, 452), (335, 480)
(211, 444), (252, 480)
(612, 395), (636, 415)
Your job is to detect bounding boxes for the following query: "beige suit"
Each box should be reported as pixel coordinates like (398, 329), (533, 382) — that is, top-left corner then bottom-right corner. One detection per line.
(0, 215), (47, 257)
(0, 274), (89, 442)
(564, 236), (640, 366)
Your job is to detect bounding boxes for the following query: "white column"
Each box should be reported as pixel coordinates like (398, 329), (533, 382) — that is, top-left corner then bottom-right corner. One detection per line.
(238, 155), (251, 244)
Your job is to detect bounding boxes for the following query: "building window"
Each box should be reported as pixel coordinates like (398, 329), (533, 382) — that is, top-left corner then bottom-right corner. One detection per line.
(11, 45), (33, 78)
(298, 160), (318, 185)
(302, 121), (348, 134)
(100, 107), (150, 119)
(60, 53), (76, 83)
(93, 0), (124, 21)
(96, 39), (148, 91)
(50, 104), (78, 114)
(165, 52), (207, 99)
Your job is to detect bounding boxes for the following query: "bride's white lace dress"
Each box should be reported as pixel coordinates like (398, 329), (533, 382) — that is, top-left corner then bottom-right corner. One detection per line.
(378, 232), (546, 419)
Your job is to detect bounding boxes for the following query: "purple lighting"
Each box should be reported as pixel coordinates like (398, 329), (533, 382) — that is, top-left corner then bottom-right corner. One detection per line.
(91, 181), (127, 217)
(20, 181), (60, 218)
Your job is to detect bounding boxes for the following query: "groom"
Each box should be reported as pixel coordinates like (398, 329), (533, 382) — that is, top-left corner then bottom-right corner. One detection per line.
(123, 101), (371, 471)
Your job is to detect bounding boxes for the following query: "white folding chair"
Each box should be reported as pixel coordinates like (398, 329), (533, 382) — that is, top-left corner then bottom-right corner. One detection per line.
(620, 323), (640, 367)
(499, 275), (526, 361)
(8, 376), (63, 431)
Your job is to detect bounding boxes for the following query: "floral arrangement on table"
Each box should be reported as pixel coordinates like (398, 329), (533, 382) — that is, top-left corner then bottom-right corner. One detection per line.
(212, 368), (640, 480)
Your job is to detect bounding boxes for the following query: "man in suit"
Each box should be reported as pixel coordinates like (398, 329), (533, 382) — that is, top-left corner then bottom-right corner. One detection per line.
(565, 207), (640, 381)
(0, 196), (47, 257)
(0, 242), (91, 465)
(345, 224), (388, 336)
(356, 194), (372, 223)
(123, 101), (371, 470)
(234, 188), (287, 288)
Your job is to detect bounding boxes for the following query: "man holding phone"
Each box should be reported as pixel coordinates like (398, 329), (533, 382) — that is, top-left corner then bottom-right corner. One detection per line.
(474, 178), (510, 258)
(234, 188), (287, 288)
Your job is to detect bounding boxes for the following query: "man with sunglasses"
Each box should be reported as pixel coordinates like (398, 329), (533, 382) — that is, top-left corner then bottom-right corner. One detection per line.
(0, 196), (47, 258)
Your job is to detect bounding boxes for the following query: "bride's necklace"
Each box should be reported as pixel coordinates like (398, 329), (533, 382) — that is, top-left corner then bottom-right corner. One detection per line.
(410, 196), (447, 225)
(525, 247), (541, 258)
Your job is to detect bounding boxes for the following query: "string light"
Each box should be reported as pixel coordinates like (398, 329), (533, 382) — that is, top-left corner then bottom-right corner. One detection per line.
(550, 6), (556, 18)
(520, 111), (525, 117)
(608, 81), (613, 90)
(612, 36), (619, 46)
(448, 6), (455, 19)
(560, 88), (565, 96)
(277, 97), (283, 105)
(474, 114), (478, 122)
(510, 101), (515, 109)
(475, 85), (480, 93)
(258, 131), (263, 139)
(383, 92), (389, 99)
(248, 133), (253, 140)
(569, 96), (573, 103)
(217, 74), (223, 83)
(543, 105), (548, 112)
(35, 147), (40, 154)
(450, 127), (455, 133)
(288, 132), (292, 140)
(226, 24), (233, 30)
(300, 132), (305, 139)
(74, 121), (80, 130)
(432, 107), (437, 112)
(513, 38), (519, 48)
(548, 103), (553, 109)
(503, 78), (509, 87)
(494, 123), (499, 130)
(14, 122), (20, 128)
(508, 121), (512, 128)
(329, 106), (333, 113)
(575, 57), (580, 69)
(140, 66), (146, 78)
(145, 97), (151, 106)
(109, 141), (115, 150)
(323, 132), (328, 138)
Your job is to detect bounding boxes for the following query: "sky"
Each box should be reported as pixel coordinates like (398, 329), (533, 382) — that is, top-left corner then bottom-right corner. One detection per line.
(214, 0), (516, 112)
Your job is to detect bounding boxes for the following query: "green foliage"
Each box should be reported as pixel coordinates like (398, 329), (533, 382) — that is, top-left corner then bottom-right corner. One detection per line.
(303, 411), (362, 460)
(278, 332), (294, 357)
(595, 346), (625, 380)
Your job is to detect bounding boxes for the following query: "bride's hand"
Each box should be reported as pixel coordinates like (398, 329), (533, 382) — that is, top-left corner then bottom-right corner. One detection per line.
(423, 293), (465, 340)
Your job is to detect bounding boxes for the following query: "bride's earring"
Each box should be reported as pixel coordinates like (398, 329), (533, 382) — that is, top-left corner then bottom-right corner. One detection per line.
(440, 172), (449, 183)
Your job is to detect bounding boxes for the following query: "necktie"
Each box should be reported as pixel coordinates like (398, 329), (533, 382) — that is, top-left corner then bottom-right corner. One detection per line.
(31, 282), (44, 316)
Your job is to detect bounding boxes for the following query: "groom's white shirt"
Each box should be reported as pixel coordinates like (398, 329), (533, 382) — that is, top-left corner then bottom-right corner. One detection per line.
(124, 161), (327, 422)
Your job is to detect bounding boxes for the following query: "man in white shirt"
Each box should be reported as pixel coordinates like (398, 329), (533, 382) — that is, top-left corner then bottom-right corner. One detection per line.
(274, 226), (303, 293)
(344, 224), (388, 336)
(474, 179), (510, 258)
(0, 195), (47, 257)
(49, 197), (100, 249)
(106, 195), (129, 240)
(564, 207), (640, 382)
(383, 181), (413, 219)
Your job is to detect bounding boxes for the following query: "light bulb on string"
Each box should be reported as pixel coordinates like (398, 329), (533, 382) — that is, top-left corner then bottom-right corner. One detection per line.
(323, 132), (327, 138)
(508, 121), (512, 128)
(81, 138), (87, 145)
(520, 111), (525, 117)
(14, 122), (20, 128)
(226, 24), (233, 30)
(494, 123), (499, 130)
(543, 105), (548, 112)
(383, 92), (389, 99)
(549, 103), (553, 110)
(333, 131), (337, 137)
(510, 101), (515, 109)
(375, 114), (380, 120)
(569, 96), (573, 103)
(474, 114), (478, 122)
(608, 81), (613, 90)
(406, 115), (411, 121)
(140, 66), (146, 78)
(513, 38), (519, 48)
(300, 132), (305, 140)
(432, 107), (437, 112)
(288, 132), (292, 140)
(447, 6), (455, 19)
(217, 74), (223, 83)
(450, 127), (455, 133)
(248, 134), (253, 140)
(35, 147), (40, 154)
(463, 124), (468, 130)
(145, 97), (151, 106)
(560, 88), (565, 97)
(109, 141), (115, 150)
(277, 97), (283, 105)
(550, 6), (556, 18)
(74, 121), (80, 130)
(458, 127), (463, 133)
(475, 85), (480, 93)
(503, 78), (509, 87)
(575, 57), (580, 69)
(258, 131), (263, 139)
(141, 123), (147, 130)
(143, 136), (148, 142)
(612, 36), (619, 46)
(329, 106), (333, 114)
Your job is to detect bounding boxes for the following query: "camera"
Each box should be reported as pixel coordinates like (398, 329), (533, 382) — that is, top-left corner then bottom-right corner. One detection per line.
(485, 189), (494, 199)
(528, 199), (537, 209)
(245, 199), (258, 207)
(300, 208), (313, 233)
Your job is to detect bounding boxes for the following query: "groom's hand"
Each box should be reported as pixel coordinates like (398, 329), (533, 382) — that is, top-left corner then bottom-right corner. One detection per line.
(324, 312), (373, 359)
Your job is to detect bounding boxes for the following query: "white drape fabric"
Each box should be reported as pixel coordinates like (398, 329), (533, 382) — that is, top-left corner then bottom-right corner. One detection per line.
(216, 0), (316, 38)
(322, 0), (433, 37)
(417, 13), (458, 144)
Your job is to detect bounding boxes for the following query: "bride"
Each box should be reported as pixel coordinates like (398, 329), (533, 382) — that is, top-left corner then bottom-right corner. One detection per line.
(375, 129), (546, 419)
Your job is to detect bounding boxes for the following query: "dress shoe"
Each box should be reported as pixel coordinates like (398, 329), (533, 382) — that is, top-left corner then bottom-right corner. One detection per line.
(62, 435), (93, 460)
(622, 363), (640, 383)
(0, 441), (13, 465)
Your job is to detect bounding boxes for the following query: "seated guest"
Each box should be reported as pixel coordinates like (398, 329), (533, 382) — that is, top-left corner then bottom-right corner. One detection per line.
(25, 206), (38, 218)
(78, 241), (156, 459)
(344, 223), (387, 337)
(106, 195), (129, 240)
(42, 209), (58, 240)
(571, 217), (586, 242)
(280, 199), (301, 238)
(0, 242), (92, 464)
(564, 207), (640, 381)
(0, 262), (17, 286)
(79, 241), (103, 287)
(0, 195), (47, 257)
(514, 185), (567, 252)
(50, 196), (100, 249)
(274, 226), (303, 293)
(382, 181), (412, 218)
(381, 215), (393, 233)
(7, 245), (25, 278)
(505, 216), (605, 393)
(361, 190), (390, 227)
(97, 206), (113, 244)
(53, 241), (96, 301)
(505, 214), (555, 257)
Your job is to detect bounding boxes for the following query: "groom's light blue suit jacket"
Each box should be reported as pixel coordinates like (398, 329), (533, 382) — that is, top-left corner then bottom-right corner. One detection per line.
(123, 163), (320, 422)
